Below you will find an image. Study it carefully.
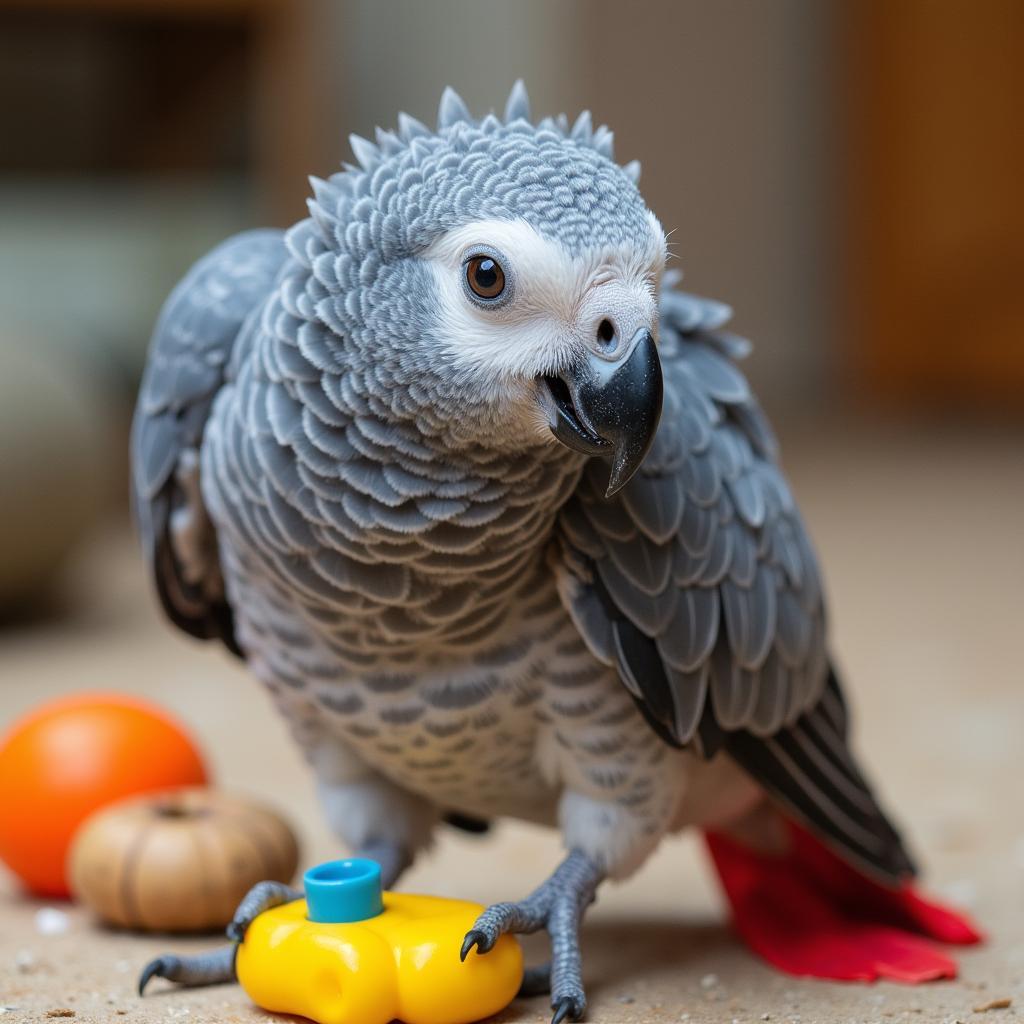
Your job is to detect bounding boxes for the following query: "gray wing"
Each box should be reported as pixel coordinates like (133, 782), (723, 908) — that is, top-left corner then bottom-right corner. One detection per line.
(554, 279), (915, 883)
(131, 229), (287, 652)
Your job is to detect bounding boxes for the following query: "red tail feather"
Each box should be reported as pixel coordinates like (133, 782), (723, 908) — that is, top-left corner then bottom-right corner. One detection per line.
(704, 820), (982, 983)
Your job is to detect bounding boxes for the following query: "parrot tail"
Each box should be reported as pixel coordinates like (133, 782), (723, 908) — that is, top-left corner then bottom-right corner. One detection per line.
(704, 816), (982, 983)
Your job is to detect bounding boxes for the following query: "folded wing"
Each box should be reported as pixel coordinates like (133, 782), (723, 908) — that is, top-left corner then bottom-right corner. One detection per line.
(131, 230), (286, 653)
(554, 280), (915, 884)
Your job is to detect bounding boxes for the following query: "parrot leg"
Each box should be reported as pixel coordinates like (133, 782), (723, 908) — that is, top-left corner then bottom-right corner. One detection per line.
(137, 947), (236, 995)
(705, 814), (983, 983)
(225, 879), (301, 941)
(360, 836), (413, 889)
(222, 837), (409, 940)
(139, 839), (412, 996)
(519, 962), (553, 997)
(460, 849), (604, 1024)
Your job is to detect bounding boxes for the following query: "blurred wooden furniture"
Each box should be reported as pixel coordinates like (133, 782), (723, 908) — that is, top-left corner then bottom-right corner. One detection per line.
(844, 0), (1024, 411)
(0, 0), (334, 223)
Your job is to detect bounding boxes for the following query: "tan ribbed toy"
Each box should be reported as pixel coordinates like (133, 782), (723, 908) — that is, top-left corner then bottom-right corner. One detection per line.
(69, 787), (298, 933)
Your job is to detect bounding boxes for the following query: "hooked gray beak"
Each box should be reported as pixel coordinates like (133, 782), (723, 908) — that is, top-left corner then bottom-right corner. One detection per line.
(541, 327), (663, 496)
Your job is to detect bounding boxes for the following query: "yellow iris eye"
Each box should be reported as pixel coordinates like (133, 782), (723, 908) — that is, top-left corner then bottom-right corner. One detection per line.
(465, 255), (506, 300)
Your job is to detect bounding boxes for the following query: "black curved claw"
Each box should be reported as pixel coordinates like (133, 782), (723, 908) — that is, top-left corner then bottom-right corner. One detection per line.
(551, 995), (585, 1024)
(138, 956), (173, 997)
(460, 929), (492, 962)
(225, 920), (245, 943)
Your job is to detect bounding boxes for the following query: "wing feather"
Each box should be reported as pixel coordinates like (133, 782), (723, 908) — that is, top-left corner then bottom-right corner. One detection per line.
(620, 472), (685, 546)
(131, 230), (286, 650)
(657, 586), (719, 672)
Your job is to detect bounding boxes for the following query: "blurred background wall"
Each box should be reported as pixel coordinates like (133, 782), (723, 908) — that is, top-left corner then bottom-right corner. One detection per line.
(0, 0), (1020, 614)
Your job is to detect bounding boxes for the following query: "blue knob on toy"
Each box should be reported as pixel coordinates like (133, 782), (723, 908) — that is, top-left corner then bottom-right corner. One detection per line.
(304, 858), (384, 923)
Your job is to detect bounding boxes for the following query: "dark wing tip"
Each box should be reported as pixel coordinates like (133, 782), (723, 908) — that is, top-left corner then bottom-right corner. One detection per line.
(723, 667), (918, 886)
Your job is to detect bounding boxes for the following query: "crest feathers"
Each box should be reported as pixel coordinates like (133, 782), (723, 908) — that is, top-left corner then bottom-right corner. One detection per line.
(592, 126), (615, 160)
(348, 134), (380, 171)
(375, 127), (404, 156)
(328, 87), (639, 194)
(503, 79), (531, 123)
(571, 110), (593, 143)
(397, 112), (430, 141)
(438, 87), (473, 129)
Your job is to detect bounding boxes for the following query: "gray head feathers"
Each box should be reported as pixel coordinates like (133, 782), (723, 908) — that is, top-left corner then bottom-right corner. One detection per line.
(397, 111), (430, 141)
(347, 132), (381, 173)
(328, 81), (638, 204)
(622, 160), (642, 185)
(293, 80), (653, 282)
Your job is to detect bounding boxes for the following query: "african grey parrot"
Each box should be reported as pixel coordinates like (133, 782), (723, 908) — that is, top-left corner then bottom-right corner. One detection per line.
(134, 84), (977, 1021)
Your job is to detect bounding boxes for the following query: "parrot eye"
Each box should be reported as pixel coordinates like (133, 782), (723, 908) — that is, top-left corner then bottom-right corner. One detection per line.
(465, 254), (506, 301)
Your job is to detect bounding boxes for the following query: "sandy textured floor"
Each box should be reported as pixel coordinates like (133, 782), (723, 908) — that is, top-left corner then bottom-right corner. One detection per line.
(0, 418), (1021, 1024)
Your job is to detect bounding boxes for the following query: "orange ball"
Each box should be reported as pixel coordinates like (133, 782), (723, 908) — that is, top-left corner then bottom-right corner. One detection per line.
(0, 692), (207, 897)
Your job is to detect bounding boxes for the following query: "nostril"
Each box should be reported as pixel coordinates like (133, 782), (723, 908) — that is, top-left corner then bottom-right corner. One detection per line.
(596, 319), (616, 348)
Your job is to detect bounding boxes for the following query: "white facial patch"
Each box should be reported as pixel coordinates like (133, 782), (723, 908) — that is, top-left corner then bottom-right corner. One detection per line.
(422, 216), (667, 397)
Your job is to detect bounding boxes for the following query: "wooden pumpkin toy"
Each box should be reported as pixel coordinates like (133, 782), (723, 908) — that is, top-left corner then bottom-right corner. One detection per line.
(69, 787), (299, 933)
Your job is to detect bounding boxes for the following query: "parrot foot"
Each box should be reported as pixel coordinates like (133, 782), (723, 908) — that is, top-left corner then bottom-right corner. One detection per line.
(140, 842), (415, 997)
(460, 849), (603, 1023)
(226, 880), (302, 942)
(138, 884), (296, 997)
(138, 947), (236, 995)
(226, 840), (410, 941)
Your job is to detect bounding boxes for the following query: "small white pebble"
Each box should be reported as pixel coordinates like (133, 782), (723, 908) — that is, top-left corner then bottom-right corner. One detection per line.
(0, 1009), (20, 1016)
(34, 907), (69, 936)
(700, 973), (719, 989)
(114, 959), (131, 973)
(617, 994), (635, 1004)
(761, 1015), (771, 1021)
(679, 1015), (690, 1022)
(14, 949), (35, 973)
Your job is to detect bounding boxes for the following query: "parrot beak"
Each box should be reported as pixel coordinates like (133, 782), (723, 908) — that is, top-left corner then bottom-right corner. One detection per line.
(541, 327), (663, 497)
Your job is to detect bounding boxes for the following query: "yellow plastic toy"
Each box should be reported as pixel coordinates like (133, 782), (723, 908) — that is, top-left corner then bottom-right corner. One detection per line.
(236, 858), (524, 1024)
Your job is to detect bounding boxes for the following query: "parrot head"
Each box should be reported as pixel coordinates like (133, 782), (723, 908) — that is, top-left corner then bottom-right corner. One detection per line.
(297, 82), (668, 494)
